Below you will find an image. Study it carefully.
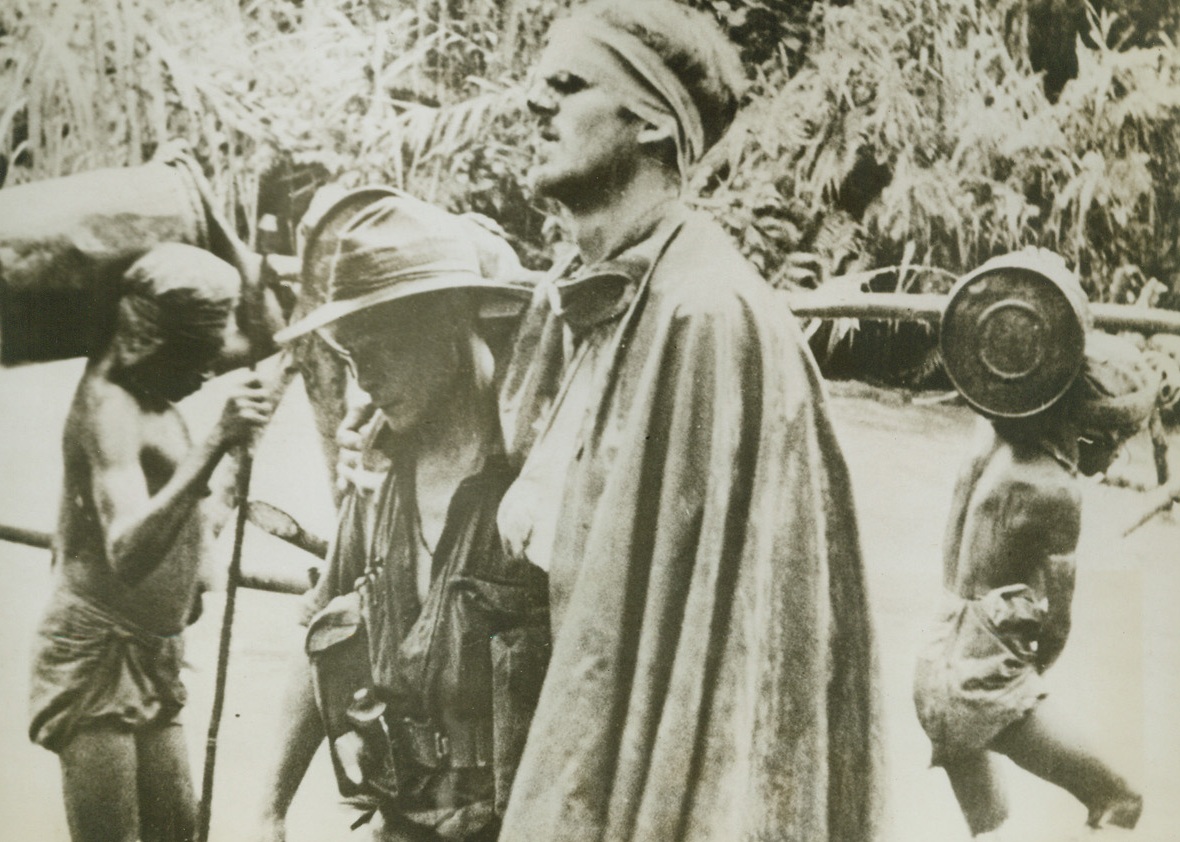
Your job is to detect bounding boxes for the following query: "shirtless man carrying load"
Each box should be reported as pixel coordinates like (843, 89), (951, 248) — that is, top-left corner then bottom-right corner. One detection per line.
(27, 243), (276, 842)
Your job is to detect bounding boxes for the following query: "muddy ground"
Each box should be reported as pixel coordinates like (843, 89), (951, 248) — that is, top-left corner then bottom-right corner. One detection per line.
(1, 361), (1176, 842)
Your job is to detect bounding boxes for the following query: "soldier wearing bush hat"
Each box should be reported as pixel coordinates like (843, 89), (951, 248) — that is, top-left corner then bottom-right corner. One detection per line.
(276, 191), (531, 344)
(259, 193), (545, 842)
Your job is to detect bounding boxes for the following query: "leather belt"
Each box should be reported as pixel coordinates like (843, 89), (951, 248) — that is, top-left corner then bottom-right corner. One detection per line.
(395, 717), (493, 770)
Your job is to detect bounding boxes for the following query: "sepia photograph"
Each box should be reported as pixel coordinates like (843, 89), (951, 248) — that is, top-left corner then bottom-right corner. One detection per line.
(0, 0), (1177, 840)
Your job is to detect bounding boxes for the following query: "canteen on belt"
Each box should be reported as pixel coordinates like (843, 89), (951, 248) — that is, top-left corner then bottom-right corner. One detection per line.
(941, 250), (1092, 419)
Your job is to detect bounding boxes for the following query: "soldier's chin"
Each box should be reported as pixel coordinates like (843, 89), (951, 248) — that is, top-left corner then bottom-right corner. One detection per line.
(528, 165), (553, 197)
(528, 162), (573, 199)
(531, 171), (592, 210)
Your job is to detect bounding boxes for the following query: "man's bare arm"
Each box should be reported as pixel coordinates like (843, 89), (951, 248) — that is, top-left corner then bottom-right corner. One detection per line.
(1000, 470), (1082, 672)
(202, 356), (296, 539)
(1036, 553), (1077, 672)
(86, 371), (274, 585)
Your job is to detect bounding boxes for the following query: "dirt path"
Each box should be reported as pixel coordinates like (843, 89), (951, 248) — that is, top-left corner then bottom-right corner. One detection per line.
(1, 364), (1176, 841)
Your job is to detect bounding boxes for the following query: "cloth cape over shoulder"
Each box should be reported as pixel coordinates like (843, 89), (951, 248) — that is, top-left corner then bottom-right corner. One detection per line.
(498, 214), (881, 842)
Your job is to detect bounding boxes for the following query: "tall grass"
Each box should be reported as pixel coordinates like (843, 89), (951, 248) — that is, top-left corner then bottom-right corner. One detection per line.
(0, 0), (560, 252)
(3, 0), (1178, 308)
(1, 0), (274, 233)
(699, 0), (1180, 306)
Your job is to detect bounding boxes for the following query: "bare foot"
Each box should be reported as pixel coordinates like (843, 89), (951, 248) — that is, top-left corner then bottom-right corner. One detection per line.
(1087, 793), (1143, 830)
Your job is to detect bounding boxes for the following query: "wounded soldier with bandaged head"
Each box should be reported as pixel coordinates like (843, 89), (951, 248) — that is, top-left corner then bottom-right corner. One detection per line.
(914, 330), (1155, 839)
(28, 243), (276, 842)
(492, 3), (880, 840)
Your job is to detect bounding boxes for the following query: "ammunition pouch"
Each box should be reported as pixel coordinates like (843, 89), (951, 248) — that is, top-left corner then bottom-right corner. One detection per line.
(307, 476), (552, 815)
(305, 592), (373, 800)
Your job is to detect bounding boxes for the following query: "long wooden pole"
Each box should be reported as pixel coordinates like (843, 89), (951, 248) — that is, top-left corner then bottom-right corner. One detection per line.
(1122, 478), (1180, 537)
(0, 523), (312, 595)
(785, 290), (1180, 336)
(0, 523), (53, 550)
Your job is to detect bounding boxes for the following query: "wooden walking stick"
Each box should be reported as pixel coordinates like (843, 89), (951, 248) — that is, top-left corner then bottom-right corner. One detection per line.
(195, 433), (255, 842)
(196, 215), (284, 842)
(192, 191), (368, 835)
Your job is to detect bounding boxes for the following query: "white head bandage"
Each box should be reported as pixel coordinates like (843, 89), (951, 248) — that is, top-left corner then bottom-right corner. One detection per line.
(545, 17), (706, 182)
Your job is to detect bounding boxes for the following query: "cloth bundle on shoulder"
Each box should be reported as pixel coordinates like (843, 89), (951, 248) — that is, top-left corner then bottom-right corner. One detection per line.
(0, 146), (246, 365)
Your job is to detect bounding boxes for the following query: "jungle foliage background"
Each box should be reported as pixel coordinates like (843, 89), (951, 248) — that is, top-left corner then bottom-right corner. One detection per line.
(1, 0), (1178, 382)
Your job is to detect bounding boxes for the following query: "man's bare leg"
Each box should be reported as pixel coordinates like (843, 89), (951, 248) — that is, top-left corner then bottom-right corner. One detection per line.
(941, 749), (1009, 836)
(60, 725), (139, 842)
(137, 721), (196, 842)
(992, 700), (1142, 828)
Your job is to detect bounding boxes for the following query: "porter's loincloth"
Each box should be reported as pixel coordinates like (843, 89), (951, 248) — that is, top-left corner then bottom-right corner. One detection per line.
(29, 587), (187, 753)
(913, 584), (1048, 765)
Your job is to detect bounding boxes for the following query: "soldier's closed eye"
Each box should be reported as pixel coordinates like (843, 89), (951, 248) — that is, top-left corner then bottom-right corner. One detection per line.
(547, 72), (588, 94)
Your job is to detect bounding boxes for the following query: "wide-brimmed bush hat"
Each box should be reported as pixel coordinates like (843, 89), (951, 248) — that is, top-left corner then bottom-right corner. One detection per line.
(275, 191), (532, 343)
